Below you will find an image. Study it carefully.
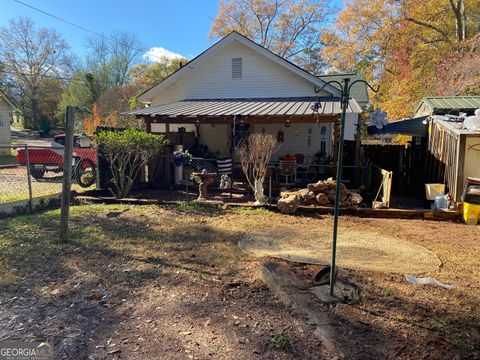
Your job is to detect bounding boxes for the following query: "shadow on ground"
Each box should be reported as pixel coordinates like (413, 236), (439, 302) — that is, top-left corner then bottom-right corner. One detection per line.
(0, 204), (477, 359)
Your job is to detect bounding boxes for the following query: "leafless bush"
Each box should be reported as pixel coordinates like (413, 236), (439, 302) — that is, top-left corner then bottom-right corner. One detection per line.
(236, 133), (279, 204)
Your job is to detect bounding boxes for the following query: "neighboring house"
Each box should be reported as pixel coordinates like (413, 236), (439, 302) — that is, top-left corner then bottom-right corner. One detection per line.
(128, 32), (364, 162)
(414, 96), (480, 117)
(0, 89), (15, 147)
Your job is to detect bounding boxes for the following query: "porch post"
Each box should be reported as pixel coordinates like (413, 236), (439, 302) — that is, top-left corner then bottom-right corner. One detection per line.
(333, 118), (340, 162)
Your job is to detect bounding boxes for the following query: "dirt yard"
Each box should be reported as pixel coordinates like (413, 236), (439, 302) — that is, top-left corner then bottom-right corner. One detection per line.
(0, 203), (478, 359)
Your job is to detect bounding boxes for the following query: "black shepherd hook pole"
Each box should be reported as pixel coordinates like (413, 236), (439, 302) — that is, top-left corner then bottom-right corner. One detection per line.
(313, 79), (379, 296)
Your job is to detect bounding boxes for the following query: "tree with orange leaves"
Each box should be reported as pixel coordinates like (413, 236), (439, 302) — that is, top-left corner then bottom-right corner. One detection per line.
(210, 0), (333, 74)
(323, 0), (480, 120)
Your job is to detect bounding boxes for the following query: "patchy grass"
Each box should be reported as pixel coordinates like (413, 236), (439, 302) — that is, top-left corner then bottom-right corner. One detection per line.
(0, 204), (478, 359)
(0, 154), (17, 166)
(272, 332), (291, 351)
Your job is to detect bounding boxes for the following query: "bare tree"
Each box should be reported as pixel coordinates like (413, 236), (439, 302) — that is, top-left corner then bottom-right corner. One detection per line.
(85, 31), (144, 90)
(236, 133), (279, 205)
(210, 0), (332, 74)
(0, 17), (74, 128)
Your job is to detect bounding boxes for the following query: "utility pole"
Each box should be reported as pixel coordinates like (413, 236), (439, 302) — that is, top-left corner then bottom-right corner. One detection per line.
(59, 105), (75, 242)
(314, 79), (378, 296)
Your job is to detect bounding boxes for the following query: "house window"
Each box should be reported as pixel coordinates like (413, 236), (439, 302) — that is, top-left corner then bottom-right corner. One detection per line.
(232, 58), (242, 79)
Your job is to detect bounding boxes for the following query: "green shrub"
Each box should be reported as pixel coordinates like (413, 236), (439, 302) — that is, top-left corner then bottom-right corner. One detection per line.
(38, 116), (52, 136)
(94, 129), (167, 198)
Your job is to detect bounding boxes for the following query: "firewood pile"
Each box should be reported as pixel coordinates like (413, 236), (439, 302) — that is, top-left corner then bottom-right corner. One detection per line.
(277, 178), (363, 214)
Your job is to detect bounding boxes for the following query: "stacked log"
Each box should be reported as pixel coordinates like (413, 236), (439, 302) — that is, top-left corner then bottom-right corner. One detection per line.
(277, 193), (299, 214)
(277, 178), (363, 214)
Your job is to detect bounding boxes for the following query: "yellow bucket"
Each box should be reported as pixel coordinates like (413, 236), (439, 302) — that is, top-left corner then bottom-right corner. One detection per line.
(463, 202), (480, 225)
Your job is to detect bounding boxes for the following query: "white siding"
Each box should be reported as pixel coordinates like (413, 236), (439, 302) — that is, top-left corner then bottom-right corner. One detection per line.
(145, 38), (360, 149)
(151, 40), (330, 105)
(343, 113), (358, 141)
(156, 122), (334, 159)
(0, 98), (12, 146)
(261, 123), (332, 159)
(198, 124), (230, 155)
(151, 123), (196, 133)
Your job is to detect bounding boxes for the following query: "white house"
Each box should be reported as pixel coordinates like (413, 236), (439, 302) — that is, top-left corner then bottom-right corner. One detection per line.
(128, 32), (364, 162)
(0, 90), (15, 147)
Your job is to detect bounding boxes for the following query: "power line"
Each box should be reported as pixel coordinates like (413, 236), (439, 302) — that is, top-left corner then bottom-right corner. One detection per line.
(13, 0), (111, 43)
(13, 0), (174, 63)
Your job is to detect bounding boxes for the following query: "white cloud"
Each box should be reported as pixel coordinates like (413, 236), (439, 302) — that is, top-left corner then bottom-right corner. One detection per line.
(143, 47), (184, 63)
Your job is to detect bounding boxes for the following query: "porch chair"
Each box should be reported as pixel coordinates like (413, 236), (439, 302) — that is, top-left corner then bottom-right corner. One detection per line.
(279, 160), (296, 185)
(295, 154), (312, 182)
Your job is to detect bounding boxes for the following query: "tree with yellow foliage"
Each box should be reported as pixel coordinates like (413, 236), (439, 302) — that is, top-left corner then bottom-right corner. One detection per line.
(323, 0), (480, 120)
(210, 0), (333, 74)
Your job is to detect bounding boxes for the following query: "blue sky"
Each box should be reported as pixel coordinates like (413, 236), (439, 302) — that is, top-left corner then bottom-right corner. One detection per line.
(1, 0), (343, 62)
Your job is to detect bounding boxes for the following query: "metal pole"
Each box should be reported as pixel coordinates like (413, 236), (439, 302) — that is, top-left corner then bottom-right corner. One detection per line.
(330, 78), (350, 296)
(24, 144), (33, 213)
(59, 106), (75, 242)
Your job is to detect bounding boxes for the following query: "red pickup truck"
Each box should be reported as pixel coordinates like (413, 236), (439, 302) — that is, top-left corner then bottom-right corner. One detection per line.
(16, 134), (97, 188)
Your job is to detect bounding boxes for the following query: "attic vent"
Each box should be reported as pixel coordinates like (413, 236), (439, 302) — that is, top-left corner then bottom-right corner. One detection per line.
(232, 58), (242, 79)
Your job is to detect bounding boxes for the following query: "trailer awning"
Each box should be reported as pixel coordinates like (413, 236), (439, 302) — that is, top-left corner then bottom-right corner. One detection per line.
(367, 116), (429, 137)
(125, 97), (362, 118)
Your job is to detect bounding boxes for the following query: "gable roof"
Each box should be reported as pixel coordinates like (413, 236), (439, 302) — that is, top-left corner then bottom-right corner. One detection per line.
(415, 96), (480, 115)
(317, 73), (369, 106)
(0, 89), (16, 109)
(137, 31), (341, 103)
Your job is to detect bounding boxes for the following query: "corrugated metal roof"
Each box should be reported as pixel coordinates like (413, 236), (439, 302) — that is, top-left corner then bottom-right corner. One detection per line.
(420, 96), (480, 112)
(126, 97), (361, 117)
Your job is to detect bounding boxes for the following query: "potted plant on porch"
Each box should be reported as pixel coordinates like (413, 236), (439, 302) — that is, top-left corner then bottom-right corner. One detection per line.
(236, 133), (279, 206)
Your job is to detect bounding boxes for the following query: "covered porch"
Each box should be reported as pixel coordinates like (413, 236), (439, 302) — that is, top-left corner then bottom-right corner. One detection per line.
(127, 96), (361, 189)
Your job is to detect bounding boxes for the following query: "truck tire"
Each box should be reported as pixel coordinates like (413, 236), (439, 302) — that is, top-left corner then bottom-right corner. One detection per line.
(77, 159), (96, 188)
(30, 166), (45, 179)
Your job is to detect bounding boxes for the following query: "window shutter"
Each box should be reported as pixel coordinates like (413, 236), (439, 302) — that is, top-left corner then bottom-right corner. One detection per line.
(232, 58), (242, 79)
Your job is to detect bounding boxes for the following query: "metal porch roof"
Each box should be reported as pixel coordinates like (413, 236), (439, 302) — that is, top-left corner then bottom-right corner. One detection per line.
(125, 97), (362, 118)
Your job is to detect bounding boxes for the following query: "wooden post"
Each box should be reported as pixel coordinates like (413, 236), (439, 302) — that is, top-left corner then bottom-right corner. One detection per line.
(333, 118), (340, 162)
(59, 106), (75, 242)
(24, 144), (33, 213)
(455, 134), (466, 202)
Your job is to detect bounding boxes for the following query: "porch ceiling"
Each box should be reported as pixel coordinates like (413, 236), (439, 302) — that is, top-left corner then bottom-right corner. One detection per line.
(125, 97), (361, 118)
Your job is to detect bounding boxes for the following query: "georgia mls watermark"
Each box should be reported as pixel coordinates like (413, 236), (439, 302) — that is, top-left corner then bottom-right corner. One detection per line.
(0, 341), (53, 360)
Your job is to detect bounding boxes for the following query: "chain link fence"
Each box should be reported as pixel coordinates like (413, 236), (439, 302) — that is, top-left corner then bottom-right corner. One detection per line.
(0, 145), (96, 217)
